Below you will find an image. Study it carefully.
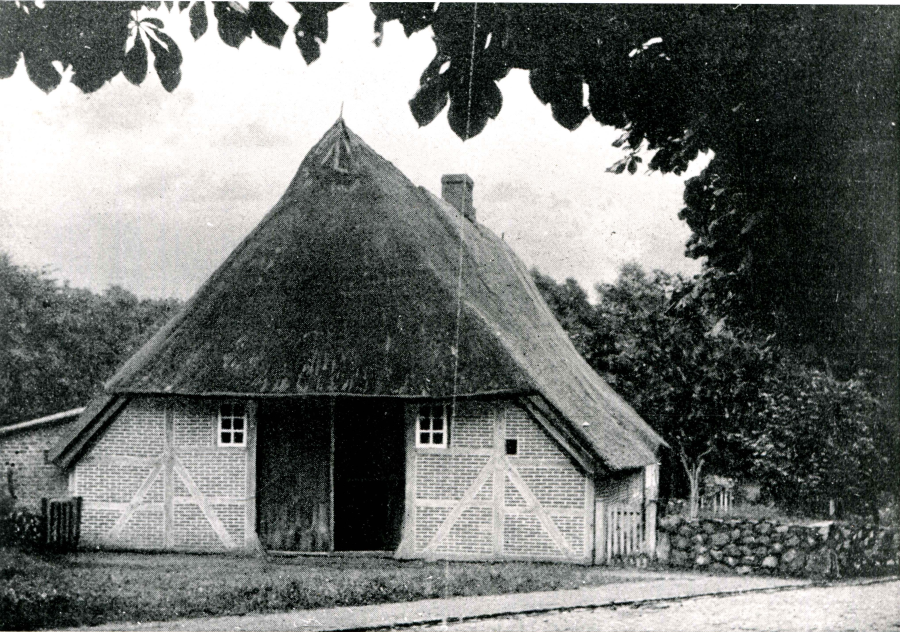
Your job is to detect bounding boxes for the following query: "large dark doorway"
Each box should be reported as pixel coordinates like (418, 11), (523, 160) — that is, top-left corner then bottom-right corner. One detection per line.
(333, 399), (405, 551)
(256, 398), (406, 553)
(256, 399), (332, 552)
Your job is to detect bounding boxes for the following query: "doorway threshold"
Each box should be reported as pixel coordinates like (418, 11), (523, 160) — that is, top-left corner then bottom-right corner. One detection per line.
(266, 550), (395, 558)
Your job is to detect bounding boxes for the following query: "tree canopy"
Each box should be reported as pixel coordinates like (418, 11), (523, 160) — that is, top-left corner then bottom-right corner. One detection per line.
(534, 266), (774, 514)
(374, 3), (899, 392)
(0, 253), (180, 426)
(1, 2), (897, 394)
(533, 266), (899, 518)
(742, 361), (898, 517)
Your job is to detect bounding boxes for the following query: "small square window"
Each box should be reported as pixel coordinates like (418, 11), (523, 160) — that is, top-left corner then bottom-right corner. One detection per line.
(505, 439), (518, 456)
(219, 402), (247, 447)
(416, 404), (450, 448)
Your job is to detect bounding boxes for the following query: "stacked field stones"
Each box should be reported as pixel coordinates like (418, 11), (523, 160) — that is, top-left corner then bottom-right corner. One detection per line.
(657, 515), (899, 578)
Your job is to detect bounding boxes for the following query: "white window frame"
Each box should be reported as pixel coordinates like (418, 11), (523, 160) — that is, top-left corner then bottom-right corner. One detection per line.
(416, 404), (449, 448)
(218, 401), (247, 447)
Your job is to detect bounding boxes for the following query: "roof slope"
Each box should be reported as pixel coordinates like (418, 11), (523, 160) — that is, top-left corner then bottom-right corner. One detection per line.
(58, 121), (663, 470)
(0, 407), (83, 437)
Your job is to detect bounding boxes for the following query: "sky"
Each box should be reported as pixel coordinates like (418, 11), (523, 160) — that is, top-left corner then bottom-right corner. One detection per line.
(0, 2), (708, 301)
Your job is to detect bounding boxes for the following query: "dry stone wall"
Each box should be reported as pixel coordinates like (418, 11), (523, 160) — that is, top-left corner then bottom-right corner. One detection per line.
(657, 515), (899, 578)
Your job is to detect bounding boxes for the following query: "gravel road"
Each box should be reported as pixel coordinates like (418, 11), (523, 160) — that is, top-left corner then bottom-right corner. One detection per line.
(408, 579), (900, 632)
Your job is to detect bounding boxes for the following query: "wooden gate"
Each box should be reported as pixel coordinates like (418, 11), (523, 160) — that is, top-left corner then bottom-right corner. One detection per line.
(595, 502), (646, 564)
(41, 496), (82, 551)
(256, 399), (332, 552)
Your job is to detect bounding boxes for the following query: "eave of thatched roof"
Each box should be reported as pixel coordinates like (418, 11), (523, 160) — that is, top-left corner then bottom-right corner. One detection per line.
(51, 119), (664, 471)
(48, 394), (129, 469)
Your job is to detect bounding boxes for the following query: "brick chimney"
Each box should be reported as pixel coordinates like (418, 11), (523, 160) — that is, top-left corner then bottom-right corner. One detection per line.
(441, 174), (475, 222)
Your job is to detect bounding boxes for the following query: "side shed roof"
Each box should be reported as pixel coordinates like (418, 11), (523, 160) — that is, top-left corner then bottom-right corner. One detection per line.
(0, 407), (84, 438)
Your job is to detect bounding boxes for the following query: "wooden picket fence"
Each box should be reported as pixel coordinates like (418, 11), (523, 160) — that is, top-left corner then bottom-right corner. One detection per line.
(700, 488), (733, 515)
(597, 502), (646, 563)
(41, 496), (82, 551)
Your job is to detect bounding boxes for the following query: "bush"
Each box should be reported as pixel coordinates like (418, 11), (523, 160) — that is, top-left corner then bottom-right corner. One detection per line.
(0, 502), (45, 549)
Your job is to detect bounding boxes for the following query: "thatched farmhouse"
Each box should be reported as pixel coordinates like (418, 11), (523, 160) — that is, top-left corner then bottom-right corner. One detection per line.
(47, 120), (663, 561)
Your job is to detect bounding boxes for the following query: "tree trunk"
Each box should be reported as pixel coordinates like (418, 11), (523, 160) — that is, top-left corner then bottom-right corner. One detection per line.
(687, 462), (703, 519)
(679, 446), (711, 520)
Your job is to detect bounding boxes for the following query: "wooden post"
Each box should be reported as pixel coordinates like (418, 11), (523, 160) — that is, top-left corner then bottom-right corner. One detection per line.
(245, 400), (259, 551)
(630, 509), (637, 555)
(329, 397), (335, 553)
(67, 501), (73, 549)
(594, 500), (606, 564)
(613, 506), (618, 559)
(644, 463), (659, 558)
(74, 496), (83, 549)
(395, 403), (417, 559)
(49, 501), (56, 548)
(59, 502), (66, 549)
(163, 405), (175, 549)
(41, 498), (49, 547)
(584, 476), (595, 563)
(492, 405), (505, 558)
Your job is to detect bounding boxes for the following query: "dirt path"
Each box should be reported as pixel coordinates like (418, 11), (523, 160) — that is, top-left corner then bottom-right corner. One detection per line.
(409, 579), (900, 632)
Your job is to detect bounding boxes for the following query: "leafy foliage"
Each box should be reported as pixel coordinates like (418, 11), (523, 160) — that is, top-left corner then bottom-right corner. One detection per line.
(0, 2), (344, 94)
(290, 2), (343, 64)
(1, 3), (895, 392)
(0, 253), (180, 426)
(0, 507), (44, 550)
(0, 2), (133, 93)
(741, 363), (900, 517)
(533, 266), (897, 517)
(593, 266), (774, 511)
(534, 265), (774, 504)
(373, 4), (899, 388)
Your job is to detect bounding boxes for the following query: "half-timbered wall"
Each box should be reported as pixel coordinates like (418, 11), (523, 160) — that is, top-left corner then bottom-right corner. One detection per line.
(399, 398), (593, 563)
(71, 397), (255, 551)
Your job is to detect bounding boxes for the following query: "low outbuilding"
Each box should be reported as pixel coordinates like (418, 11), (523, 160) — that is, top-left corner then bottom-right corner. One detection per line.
(1, 408), (83, 510)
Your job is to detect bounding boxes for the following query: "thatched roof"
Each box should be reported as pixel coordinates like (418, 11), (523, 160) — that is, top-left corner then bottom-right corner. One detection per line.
(51, 120), (663, 471)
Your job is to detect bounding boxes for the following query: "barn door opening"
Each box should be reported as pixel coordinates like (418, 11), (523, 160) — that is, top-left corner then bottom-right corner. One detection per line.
(333, 399), (405, 551)
(256, 399), (331, 552)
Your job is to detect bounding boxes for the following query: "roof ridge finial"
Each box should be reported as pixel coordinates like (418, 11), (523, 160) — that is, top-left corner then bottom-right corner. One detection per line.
(321, 106), (354, 174)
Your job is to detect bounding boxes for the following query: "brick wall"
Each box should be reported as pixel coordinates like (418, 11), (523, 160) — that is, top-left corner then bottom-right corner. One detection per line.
(407, 398), (591, 562)
(0, 420), (76, 511)
(73, 396), (250, 551)
(76, 398), (164, 548)
(505, 405), (585, 557)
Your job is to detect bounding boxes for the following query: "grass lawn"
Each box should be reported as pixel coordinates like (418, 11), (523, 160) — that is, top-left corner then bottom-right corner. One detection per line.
(0, 547), (644, 630)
